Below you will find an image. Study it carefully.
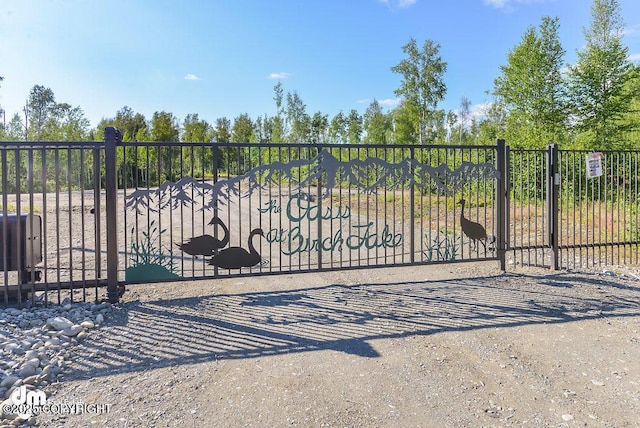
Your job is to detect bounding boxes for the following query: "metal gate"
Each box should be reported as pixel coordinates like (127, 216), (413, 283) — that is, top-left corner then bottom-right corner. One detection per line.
(113, 129), (505, 295)
(2, 128), (638, 307)
(506, 144), (640, 270)
(0, 140), (108, 306)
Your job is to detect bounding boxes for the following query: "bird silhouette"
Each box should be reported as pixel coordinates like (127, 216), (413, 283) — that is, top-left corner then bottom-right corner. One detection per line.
(208, 228), (264, 269)
(458, 199), (488, 251)
(176, 217), (230, 257)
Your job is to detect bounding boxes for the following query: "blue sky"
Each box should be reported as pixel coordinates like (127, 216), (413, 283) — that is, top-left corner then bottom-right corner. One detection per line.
(1, 0), (639, 130)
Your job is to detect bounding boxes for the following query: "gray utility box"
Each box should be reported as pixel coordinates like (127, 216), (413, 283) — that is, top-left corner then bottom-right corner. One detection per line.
(0, 214), (43, 272)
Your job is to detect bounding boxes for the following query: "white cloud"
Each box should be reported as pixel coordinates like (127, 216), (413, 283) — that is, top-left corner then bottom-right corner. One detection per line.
(483, 0), (547, 10)
(623, 25), (640, 38)
(484, 0), (507, 7)
(397, 0), (416, 7)
(184, 73), (201, 81)
(268, 72), (291, 80)
(357, 98), (400, 108)
(378, 98), (400, 107)
(379, 0), (417, 8)
(629, 53), (640, 63)
(471, 102), (492, 119)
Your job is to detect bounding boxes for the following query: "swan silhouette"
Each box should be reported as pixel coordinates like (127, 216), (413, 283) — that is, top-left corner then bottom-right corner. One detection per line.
(208, 228), (264, 269)
(176, 217), (230, 256)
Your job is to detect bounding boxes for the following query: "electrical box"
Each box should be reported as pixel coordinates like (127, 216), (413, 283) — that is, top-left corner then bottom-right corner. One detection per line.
(0, 214), (43, 272)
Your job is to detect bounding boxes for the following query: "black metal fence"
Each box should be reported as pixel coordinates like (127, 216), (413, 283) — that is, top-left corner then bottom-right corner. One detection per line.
(506, 145), (640, 270)
(0, 141), (106, 306)
(1, 128), (638, 307)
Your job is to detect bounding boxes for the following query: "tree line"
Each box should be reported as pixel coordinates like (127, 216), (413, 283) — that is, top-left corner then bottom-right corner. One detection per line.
(0, 0), (638, 151)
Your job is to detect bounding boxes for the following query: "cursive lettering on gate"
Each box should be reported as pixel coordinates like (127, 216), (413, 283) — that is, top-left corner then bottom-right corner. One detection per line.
(260, 193), (402, 255)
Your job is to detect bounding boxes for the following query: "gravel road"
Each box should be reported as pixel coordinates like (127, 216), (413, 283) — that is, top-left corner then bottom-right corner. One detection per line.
(24, 261), (640, 427)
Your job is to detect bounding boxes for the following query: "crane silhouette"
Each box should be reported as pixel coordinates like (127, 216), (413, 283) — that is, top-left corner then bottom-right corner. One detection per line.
(175, 216), (230, 257)
(208, 228), (264, 269)
(458, 199), (488, 252)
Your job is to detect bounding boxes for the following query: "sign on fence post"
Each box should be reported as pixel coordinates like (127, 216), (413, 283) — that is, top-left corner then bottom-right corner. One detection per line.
(586, 152), (603, 179)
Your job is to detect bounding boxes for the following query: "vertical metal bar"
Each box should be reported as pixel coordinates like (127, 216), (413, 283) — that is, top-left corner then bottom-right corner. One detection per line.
(546, 144), (559, 270)
(495, 139), (507, 271)
(39, 148), (48, 304)
(122, 145), (128, 275)
(616, 152), (621, 265)
(93, 145), (102, 298)
(104, 127), (121, 304)
(79, 148), (86, 300)
(316, 144), (323, 270)
(1, 149), (8, 306)
(26, 148), (36, 306)
(409, 147), (415, 263)
(212, 142), (219, 277)
(15, 149), (24, 305)
(505, 145), (510, 261)
(67, 148), (73, 300)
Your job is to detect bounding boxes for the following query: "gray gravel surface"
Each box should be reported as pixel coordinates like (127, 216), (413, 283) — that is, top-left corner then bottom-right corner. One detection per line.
(9, 262), (634, 427)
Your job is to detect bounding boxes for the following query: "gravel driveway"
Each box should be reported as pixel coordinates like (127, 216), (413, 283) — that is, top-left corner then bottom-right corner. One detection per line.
(28, 261), (640, 427)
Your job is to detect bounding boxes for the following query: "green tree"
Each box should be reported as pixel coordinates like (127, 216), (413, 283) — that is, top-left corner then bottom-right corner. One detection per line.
(182, 113), (211, 142)
(493, 16), (567, 148)
(329, 111), (347, 144)
(389, 100), (419, 144)
(114, 107), (148, 141)
(285, 90), (310, 143)
(150, 111), (180, 181)
(26, 85), (57, 140)
(346, 109), (363, 145)
(182, 113), (212, 177)
(231, 113), (253, 143)
(310, 111), (329, 144)
(458, 96), (471, 144)
(4, 113), (25, 141)
(213, 117), (231, 142)
(272, 82), (285, 142)
(567, 0), (635, 149)
(391, 38), (447, 145)
(363, 100), (390, 144)
(48, 104), (90, 140)
(446, 110), (457, 143)
(150, 111), (179, 142)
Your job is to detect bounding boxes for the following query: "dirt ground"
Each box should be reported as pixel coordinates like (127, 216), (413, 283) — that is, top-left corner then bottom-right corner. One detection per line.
(33, 261), (640, 428)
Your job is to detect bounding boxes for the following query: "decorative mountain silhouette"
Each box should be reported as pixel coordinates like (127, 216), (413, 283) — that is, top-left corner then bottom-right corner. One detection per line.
(125, 149), (499, 212)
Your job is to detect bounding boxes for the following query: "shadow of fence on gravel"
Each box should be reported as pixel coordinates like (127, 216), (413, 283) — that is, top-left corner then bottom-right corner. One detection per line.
(66, 271), (640, 380)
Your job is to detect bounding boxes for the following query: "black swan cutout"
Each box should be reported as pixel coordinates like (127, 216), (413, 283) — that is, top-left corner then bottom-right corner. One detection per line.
(176, 217), (230, 256)
(208, 228), (264, 269)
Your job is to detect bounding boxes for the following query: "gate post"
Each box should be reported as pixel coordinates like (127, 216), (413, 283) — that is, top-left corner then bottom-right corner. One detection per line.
(104, 127), (121, 303)
(495, 139), (507, 271)
(546, 143), (560, 270)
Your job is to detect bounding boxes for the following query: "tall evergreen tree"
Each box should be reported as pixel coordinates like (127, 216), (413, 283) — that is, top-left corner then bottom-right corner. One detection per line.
(493, 16), (567, 148)
(567, 0), (635, 149)
(363, 100), (390, 144)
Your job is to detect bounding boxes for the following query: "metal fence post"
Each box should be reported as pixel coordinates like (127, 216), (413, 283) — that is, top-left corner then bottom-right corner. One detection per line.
(104, 127), (121, 303)
(546, 143), (560, 270)
(496, 139), (507, 271)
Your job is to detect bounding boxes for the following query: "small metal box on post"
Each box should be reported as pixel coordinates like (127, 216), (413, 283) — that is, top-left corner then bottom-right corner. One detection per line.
(0, 213), (43, 301)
